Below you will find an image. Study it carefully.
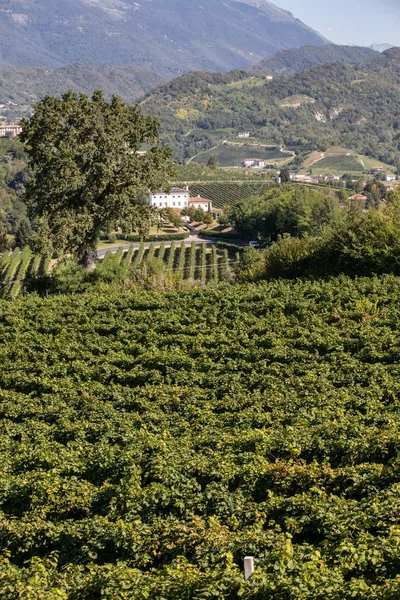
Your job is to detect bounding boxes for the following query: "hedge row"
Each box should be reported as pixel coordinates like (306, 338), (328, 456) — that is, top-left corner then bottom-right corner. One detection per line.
(199, 229), (244, 240)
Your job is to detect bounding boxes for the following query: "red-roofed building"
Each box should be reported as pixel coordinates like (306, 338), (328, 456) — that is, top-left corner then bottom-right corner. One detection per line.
(189, 196), (212, 212)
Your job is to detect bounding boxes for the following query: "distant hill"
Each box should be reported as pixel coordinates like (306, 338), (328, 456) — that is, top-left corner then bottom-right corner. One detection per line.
(139, 47), (400, 166)
(0, 0), (328, 74)
(370, 43), (394, 53)
(249, 45), (378, 76)
(0, 64), (165, 108)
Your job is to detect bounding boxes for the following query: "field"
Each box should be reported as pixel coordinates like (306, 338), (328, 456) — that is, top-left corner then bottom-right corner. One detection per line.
(171, 163), (276, 183)
(2, 276), (400, 597)
(189, 182), (275, 208)
(300, 147), (396, 175)
(193, 143), (291, 167)
(311, 154), (364, 173)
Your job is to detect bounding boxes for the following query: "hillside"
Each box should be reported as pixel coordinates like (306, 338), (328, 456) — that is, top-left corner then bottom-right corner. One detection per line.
(0, 0), (327, 74)
(0, 63), (165, 109)
(249, 44), (378, 75)
(2, 277), (400, 596)
(139, 48), (400, 166)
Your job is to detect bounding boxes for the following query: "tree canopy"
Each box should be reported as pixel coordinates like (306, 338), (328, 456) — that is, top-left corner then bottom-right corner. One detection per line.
(21, 90), (175, 261)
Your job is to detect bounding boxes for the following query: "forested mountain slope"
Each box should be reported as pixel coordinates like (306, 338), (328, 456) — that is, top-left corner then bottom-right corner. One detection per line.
(0, 0), (327, 74)
(140, 48), (400, 165)
(249, 44), (377, 75)
(0, 63), (165, 108)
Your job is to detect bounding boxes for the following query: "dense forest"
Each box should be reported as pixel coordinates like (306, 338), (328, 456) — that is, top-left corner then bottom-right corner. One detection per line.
(0, 137), (29, 249)
(0, 64), (165, 112)
(140, 47), (400, 165)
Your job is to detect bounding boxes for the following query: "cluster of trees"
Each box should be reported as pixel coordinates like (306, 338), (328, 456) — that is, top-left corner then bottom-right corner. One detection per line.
(230, 185), (341, 243)
(234, 188), (400, 281)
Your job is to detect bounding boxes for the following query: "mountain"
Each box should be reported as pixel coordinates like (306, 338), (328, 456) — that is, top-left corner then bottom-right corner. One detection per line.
(0, 64), (165, 108)
(370, 43), (394, 53)
(0, 0), (328, 75)
(139, 47), (400, 166)
(249, 44), (378, 76)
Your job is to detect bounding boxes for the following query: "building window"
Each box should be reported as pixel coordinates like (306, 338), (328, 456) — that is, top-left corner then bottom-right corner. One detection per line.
(159, 202), (162, 206)
(165, 202), (168, 206)
(173, 202), (175, 206)
(178, 202), (181, 206)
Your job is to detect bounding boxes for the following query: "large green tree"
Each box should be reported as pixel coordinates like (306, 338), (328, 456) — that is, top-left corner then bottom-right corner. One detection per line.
(21, 90), (175, 261)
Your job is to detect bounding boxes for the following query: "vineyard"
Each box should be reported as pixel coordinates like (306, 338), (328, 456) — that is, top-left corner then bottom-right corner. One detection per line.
(0, 242), (235, 298)
(107, 241), (234, 283)
(188, 182), (275, 208)
(2, 276), (400, 597)
(0, 247), (52, 300)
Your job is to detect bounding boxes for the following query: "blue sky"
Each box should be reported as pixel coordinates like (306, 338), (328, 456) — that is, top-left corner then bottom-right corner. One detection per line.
(276, 0), (400, 47)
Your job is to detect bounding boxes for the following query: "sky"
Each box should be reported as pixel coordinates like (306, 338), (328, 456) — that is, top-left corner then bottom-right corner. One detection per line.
(276, 0), (400, 47)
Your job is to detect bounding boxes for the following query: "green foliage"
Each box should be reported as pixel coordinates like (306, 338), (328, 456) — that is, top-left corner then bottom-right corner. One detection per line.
(234, 246), (266, 282)
(262, 198), (400, 279)
(189, 183), (275, 209)
(207, 155), (219, 169)
(21, 90), (175, 261)
(230, 186), (341, 242)
(3, 276), (400, 596)
(142, 50), (400, 166)
(92, 251), (127, 284)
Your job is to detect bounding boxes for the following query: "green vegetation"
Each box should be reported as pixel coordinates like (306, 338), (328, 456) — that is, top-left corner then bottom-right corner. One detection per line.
(2, 242), (237, 298)
(0, 137), (29, 249)
(189, 182), (276, 209)
(141, 48), (400, 167)
(0, 64), (165, 116)
(230, 185), (341, 243)
(2, 275), (400, 596)
(194, 144), (290, 168)
(21, 90), (174, 262)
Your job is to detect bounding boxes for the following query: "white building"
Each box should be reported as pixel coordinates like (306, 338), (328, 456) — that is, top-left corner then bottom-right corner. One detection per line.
(386, 175), (396, 182)
(238, 131), (250, 138)
(149, 187), (190, 209)
(189, 196), (212, 212)
(242, 158), (266, 168)
(0, 123), (22, 138)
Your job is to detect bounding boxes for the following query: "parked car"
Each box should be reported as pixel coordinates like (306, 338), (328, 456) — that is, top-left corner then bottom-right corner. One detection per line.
(249, 241), (260, 249)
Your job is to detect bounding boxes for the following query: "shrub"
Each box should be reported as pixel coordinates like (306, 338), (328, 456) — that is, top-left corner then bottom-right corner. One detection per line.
(234, 246), (267, 282)
(92, 252), (127, 284)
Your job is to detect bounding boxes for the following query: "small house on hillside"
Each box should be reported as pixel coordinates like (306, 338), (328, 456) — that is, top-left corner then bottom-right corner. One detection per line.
(242, 158), (266, 168)
(0, 123), (22, 137)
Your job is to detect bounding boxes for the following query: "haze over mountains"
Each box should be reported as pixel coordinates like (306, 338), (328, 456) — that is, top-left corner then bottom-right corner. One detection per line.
(0, 0), (327, 74)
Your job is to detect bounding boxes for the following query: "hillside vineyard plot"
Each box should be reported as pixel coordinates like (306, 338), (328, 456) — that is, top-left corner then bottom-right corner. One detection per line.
(2, 277), (400, 597)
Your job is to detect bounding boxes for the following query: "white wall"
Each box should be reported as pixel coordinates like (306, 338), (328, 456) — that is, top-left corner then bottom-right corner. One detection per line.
(149, 191), (190, 209)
